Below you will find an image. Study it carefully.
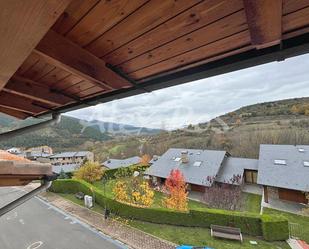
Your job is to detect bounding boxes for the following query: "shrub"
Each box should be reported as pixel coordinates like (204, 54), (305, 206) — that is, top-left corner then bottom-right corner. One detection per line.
(50, 179), (288, 240)
(113, 177), (154, 207)
(261, 215), (289, 241)
(73, 161), (104, 183)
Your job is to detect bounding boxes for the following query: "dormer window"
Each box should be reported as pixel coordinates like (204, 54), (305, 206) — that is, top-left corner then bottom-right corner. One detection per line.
(274, 159), (286, 165)
(193, 161), (202, 167)
(304, 161), (309, 167)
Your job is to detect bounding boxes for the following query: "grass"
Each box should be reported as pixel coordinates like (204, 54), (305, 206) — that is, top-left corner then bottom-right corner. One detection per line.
(57, 192), (289, 249)
(263, 208), (309, 243)
(92, 179), (208, 210)
(127, 220), (290, 249)
(58, 193), (105, 214)
(242, 193), (262, 213)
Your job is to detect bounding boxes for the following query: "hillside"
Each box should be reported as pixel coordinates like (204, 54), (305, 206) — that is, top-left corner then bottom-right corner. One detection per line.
(0, 115), (162, 152)
(89, 97), (309, 162)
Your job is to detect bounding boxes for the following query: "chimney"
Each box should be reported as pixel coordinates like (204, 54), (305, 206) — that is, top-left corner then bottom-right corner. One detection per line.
(181, 150), (189, 164)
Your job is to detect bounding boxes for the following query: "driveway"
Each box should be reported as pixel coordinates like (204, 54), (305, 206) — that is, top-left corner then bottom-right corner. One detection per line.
(0, 187), (126, 249)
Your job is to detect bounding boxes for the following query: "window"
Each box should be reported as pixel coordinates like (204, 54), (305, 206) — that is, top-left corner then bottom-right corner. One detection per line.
(304, 161), (309, 167)
(193, 161), (202, 167)
(174, 157), (181, 162)
(274, 159), (287, 165)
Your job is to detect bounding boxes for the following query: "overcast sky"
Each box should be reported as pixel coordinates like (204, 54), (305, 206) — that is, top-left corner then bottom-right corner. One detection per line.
(67, 54), (309, 130)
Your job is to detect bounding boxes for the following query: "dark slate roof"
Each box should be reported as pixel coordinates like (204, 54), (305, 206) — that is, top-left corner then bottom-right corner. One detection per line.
(50, 151), (91, 158)
(216, 157), (258, 185)
(52, 164), (80, 173)
(144, 148), (227, 187)
(257, 144), (309, 192)
(102, 156), (141, 169)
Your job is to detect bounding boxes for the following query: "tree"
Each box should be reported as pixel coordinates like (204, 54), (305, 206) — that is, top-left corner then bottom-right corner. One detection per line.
(203, 175), (243, 210)
(163, 169), (188, 212)
(113, 177), (154, 207)
(73, 161), (104, 183)
(140, 154), (151, 165)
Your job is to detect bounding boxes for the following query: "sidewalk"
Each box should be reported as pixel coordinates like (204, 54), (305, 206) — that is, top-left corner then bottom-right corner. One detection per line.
(40, 192), (176, 249)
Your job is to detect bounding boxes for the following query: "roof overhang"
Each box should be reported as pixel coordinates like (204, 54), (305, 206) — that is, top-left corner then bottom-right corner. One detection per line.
(0, 0), (308, 119)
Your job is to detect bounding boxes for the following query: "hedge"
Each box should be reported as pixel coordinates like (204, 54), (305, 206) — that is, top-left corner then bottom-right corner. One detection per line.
(50, 179), (288, 240)
(261, 215), (289, 241)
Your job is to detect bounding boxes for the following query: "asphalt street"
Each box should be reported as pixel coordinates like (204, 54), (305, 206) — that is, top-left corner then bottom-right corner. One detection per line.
(0, 187), (126, 249)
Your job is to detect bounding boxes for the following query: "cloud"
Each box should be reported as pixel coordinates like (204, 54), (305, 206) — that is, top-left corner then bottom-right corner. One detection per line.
(67, 54), (309, 129)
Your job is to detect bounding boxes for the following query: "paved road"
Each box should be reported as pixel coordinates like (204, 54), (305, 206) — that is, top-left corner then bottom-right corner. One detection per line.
(0, 187), (126, 249)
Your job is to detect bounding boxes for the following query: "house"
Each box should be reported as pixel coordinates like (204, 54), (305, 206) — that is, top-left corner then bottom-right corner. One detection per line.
(50, 151), (94, 166)
(146, 145), (309, 204)
(145, 148), (259, 192)
(146, 148), (246, 192)
(25, 151), (51, 163)
(257, 144), (309, 204)
(26, 145), (53, 155)
(217, 157), (259, 185)
(102, 156), (141, 170)
(6, 147), (22, 155)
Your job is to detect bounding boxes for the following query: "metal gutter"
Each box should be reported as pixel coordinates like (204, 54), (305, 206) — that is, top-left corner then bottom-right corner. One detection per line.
(0, 174), (57, 217)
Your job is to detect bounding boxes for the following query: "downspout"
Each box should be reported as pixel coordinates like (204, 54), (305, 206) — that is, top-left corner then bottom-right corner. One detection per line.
(0, 113), (60, 216)
(0, 113), (61, 141)
(0, 174), (57, 217)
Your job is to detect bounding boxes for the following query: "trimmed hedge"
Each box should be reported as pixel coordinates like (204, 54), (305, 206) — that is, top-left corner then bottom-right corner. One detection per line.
(50, 179), (288, 240)
(261, 215), (289, 241)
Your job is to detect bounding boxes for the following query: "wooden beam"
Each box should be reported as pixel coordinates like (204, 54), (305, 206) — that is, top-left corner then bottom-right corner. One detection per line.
(243, 0), (282, 49)
(0, 0), (71, 91)
(34, 30), (132, 90)
(0, 106), (29, 119)
(0, 92), (47, 114)
(4, 76), (73, 106)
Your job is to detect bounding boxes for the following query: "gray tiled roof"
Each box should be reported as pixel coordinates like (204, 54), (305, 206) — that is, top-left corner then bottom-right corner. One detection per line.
(102, 156), (141, 169)
(144, 148), (227, 187)
(216, 157), (258, 185)
(257, 144), (309, 192)
(52, 163), (80, 173)
(50, 151), (90, 158)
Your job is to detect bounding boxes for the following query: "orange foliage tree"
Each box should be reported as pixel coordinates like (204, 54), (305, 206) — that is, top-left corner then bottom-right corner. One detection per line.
(140, 154), (151, 165)
(164, 169), (188, 212)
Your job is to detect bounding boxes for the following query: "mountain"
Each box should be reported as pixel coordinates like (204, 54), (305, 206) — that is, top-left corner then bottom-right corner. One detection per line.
(0, 115), (162, 152)
(90, 97), (309, 162)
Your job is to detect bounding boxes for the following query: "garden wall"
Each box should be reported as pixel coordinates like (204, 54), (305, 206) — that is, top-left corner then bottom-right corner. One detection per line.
(50, 179), (289, 241)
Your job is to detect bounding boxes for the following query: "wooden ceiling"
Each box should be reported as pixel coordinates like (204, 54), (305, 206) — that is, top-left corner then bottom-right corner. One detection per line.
(1, 0), (309, 119)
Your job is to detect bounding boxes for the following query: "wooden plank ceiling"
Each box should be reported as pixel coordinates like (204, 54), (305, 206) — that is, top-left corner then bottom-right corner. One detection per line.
(0, 0), (309, 119)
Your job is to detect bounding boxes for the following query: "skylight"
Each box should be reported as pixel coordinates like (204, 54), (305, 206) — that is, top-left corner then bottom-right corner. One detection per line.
(193, 161), (202, 167)
(304, 161), (309, 167)
(196, 152), (201, 155)
(298, 148), (306, 153)
(174, 157), (181, 162)
(274, 159), (287, 165)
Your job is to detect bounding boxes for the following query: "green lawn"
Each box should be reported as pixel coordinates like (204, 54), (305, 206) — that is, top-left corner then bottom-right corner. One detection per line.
(127, 220), (289, 249)
(242, 193), (262, 213)
(58, 193), (105, 214)
(92, 179), (208, 210)
(263, 208), (309, 242)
